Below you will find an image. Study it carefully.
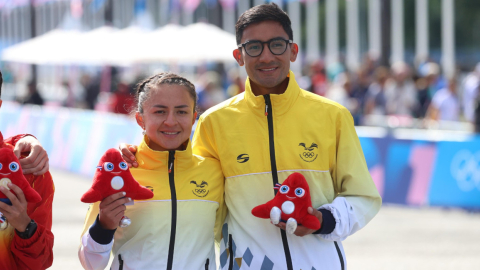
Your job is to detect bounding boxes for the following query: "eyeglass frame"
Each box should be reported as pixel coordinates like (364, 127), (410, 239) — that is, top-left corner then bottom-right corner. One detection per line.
(237, 38), (293, 57)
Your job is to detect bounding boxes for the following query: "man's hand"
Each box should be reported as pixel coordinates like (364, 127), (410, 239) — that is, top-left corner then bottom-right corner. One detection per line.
(98, 192), (131, 230)
(119, 143), (138, 168)
(0, 183), (32, 232)
(275, 207), (323, 237)
(14, 136), (49, 175)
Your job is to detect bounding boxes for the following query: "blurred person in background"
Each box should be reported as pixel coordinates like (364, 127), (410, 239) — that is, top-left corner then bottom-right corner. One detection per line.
(81, 74), (100, 110)
(420, 62), (444, 98)
(79, 72), (225, 270)
(462, 63), (480, 122)
(475, 92), (480, 133)
(427, 77), (460, 122)
(196, 71), (226, 113)
(62, 81), (76, 108)
(309, 60), (328, 96)
(110, 81), (134, 115)
(385, 62), (418, 116)
(325, 72), (359, 119)
(414, 74), (431, 118)
(349, 67), (372, 125)
(364, 66), (389, 115)
(0, 70), (55, 270)
(22, 82), (44, 106)
(225, 68), (245, 98)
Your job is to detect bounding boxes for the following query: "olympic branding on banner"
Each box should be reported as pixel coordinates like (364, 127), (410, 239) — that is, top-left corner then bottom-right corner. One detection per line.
(450, 150), (480, 192)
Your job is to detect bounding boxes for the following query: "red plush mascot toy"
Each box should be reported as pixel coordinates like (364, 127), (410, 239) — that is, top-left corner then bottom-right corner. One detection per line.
(0, 148), (42, 229)
(81, 148), (154, 227)
(252, 172), (320, 234)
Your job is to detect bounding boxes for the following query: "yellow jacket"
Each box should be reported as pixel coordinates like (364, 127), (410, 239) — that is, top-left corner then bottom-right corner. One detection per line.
(193, 71), (381, 270)
(79, 137), (225, 270)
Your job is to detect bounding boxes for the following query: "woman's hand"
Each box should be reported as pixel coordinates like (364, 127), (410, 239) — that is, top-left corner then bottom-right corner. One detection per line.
(0, 183), (32, 232)
(119, 144), (138, 168)
(98, 192), (131, 230)
(14, 136), (49, 175)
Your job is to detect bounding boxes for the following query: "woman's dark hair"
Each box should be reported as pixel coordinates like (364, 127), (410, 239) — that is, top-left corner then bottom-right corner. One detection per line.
(134, 72), (197, 114)
(235, 3), (293, 45)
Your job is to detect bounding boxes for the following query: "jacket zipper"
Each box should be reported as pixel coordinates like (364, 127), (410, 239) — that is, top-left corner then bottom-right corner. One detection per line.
(334, 241), (345, 270)
(118, 254), (124, 270)
(166, 151), (177, 270)
(264, 95), (294, 270)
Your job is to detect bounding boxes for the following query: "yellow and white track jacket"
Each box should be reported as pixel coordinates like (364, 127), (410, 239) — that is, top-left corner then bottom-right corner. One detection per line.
(79, 137), (225, 270)
(192, 71), (382, 270)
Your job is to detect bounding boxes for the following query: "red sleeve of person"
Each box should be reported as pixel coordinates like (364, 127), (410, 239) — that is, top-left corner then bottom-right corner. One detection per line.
(1, 133), (55, 270)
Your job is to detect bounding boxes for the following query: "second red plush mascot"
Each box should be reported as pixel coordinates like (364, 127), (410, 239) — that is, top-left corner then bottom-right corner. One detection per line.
(0, 148), (42, 228)
(81, 148), (154, 227)
(252, 172), (321, 234)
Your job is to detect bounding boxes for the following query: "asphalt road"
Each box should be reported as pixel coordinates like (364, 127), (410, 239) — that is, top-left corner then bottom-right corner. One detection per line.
(49, 169), (480, 270)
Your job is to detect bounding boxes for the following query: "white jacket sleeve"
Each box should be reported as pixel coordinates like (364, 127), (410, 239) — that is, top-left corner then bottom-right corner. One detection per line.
(319, 196), (379, 241)
(78, 229), (113, 270)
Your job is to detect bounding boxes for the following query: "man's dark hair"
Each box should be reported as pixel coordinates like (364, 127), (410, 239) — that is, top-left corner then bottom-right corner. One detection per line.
(0, 70), (3, 97)
(235, 3), (293, 45)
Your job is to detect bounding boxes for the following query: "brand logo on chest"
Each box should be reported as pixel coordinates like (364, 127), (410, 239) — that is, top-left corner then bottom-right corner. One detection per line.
(298, 142), (318, 162)
(190, 180), (210, 197)
(237, 154), (250, 163)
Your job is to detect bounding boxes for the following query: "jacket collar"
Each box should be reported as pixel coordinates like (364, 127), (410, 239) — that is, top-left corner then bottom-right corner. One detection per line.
(135, 135), (194, 170)
(244, 70), (300, 117)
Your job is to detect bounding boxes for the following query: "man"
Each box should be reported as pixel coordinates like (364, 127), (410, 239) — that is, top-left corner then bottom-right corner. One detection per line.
(0, 70), (54, 270)
(194, 4), (381, 269)
(122, 4), (381, 269)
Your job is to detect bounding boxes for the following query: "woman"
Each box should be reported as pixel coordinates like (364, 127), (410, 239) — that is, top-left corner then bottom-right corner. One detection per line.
(78, 73), (225, 270)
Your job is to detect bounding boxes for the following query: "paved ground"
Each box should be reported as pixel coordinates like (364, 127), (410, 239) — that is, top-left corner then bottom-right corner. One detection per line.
(49, 169), (480, 270)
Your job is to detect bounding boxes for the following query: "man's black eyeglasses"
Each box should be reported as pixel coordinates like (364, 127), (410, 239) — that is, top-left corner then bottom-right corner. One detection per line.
(237, 38), (293, 57)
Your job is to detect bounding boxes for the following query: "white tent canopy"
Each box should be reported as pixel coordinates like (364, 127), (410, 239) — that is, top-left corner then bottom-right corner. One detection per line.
(1, 29), (83, 65)
(0, 23), (237, 65)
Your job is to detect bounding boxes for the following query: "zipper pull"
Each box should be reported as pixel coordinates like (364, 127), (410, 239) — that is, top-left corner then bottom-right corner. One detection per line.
(265, 104), (268, 116)
(168, 151), (175, 173)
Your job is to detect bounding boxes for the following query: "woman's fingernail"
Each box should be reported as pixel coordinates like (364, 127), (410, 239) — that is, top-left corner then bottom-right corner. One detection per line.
(123, 192), (126, 196)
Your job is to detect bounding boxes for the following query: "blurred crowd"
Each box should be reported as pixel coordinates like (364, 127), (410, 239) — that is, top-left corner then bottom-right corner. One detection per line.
(2, 57), (480, 132)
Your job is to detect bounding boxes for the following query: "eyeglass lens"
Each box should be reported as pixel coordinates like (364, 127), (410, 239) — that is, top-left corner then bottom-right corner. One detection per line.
(245, 39), (288, 57)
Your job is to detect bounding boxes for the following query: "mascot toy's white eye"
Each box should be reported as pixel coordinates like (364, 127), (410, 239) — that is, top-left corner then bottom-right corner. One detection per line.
(295, 188), (305, 197)
(9, 162), (19, 172)
(104, 162), (114, 172)
(279, 185), (289, 194)
(119, 162), (128, 171)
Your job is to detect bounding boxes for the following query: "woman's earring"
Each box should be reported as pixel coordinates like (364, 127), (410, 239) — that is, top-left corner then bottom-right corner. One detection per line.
(142, 129), (146, 135)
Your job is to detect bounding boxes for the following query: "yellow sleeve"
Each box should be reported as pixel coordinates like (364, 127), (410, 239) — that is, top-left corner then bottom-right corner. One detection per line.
(80, 202), (101, 239)
(192, 115), (219, 160)
(333, 108), (382, 202)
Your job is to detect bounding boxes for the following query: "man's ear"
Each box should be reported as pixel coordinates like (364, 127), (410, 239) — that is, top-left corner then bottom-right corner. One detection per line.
(135, 112), (144, 129)
(290, 43), (299, 62)
(233, 49), (244, 66)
